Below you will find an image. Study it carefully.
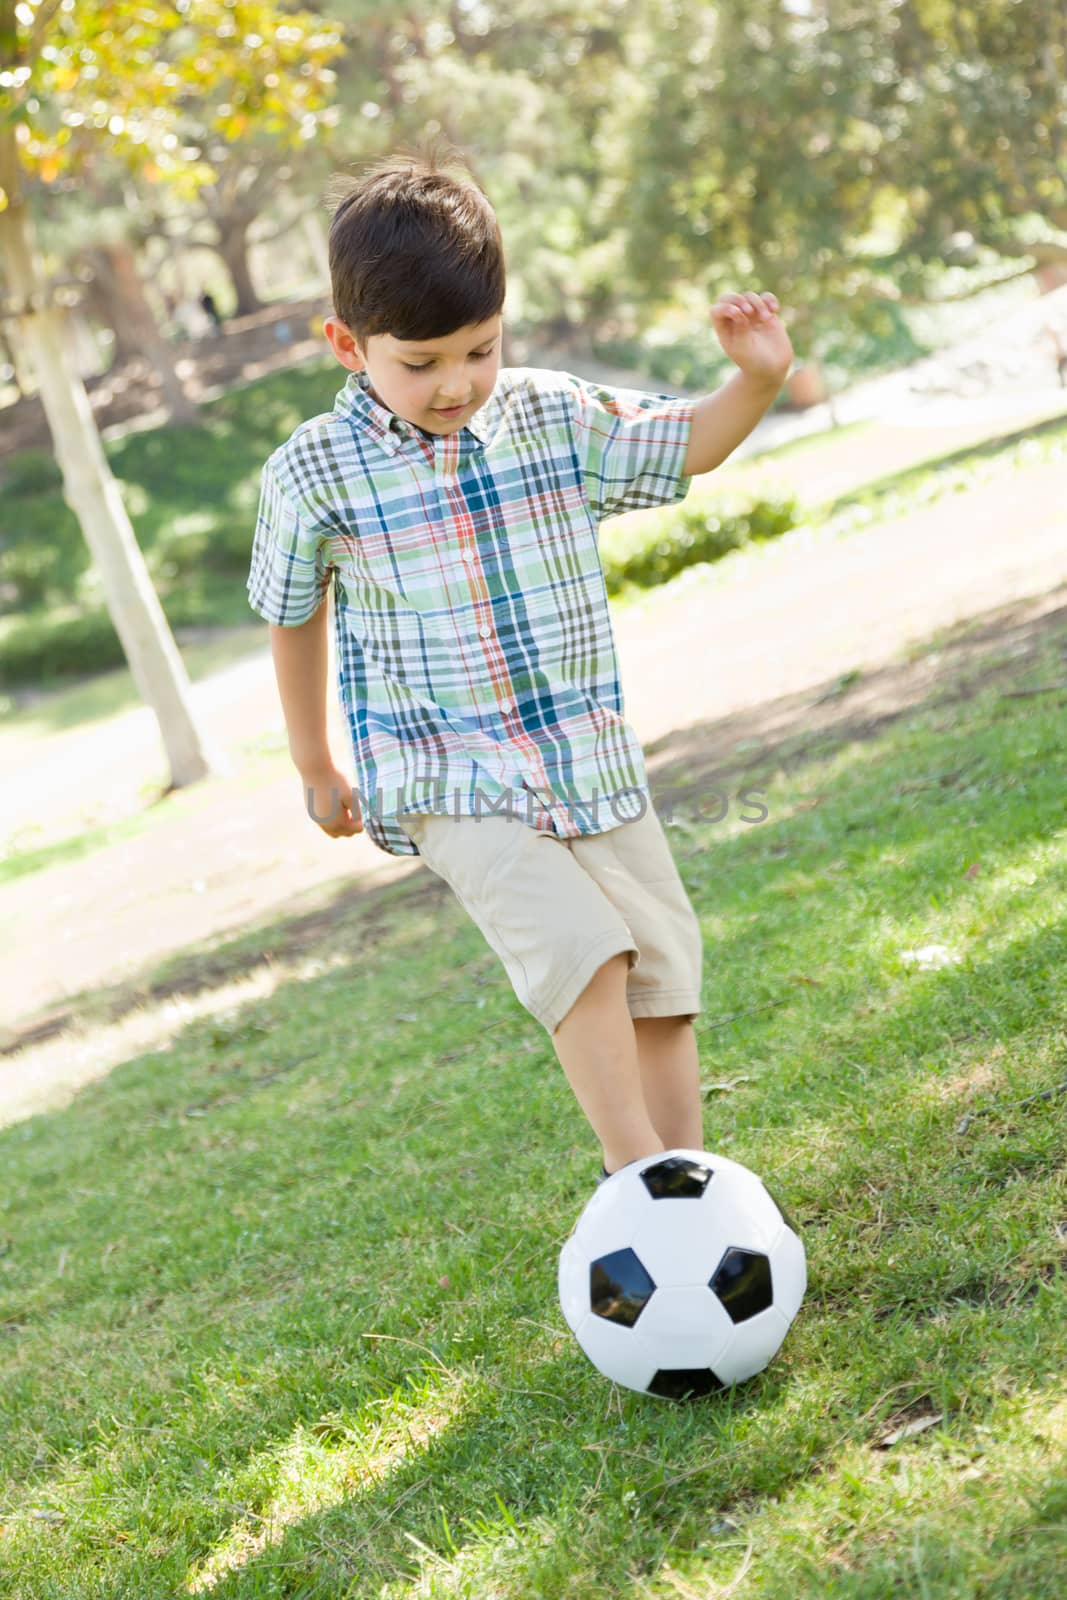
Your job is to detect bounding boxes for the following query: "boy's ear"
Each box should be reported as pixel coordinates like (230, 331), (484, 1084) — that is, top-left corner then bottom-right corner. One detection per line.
(322, 315), (365, 371)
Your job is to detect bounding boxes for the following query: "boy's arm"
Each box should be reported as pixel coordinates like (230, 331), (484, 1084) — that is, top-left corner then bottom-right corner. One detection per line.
(681, 368), (786, 478)
(270, 607), (362, 836)
(682, 290), (794, 477)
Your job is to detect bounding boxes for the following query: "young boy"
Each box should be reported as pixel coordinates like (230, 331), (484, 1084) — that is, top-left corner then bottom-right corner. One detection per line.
(246, 143), (793, 1184)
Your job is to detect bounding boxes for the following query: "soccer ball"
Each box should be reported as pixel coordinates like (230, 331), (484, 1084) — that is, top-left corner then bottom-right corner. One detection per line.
(558, 1148), (806, 1399)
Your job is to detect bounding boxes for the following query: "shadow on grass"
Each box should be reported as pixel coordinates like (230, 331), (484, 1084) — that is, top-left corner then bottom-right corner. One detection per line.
(2, 589), (1067, 1595)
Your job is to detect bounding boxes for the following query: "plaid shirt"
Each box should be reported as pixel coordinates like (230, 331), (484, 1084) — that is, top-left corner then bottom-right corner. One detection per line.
(247, 364), (695, 857)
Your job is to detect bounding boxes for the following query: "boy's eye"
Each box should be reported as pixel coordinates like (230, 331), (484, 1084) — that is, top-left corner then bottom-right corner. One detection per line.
(401, 349), (495, 373)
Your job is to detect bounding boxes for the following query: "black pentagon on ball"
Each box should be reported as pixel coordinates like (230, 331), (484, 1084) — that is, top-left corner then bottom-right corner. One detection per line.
(648, 1367), (725, 1401)
(710, 1247), (774, 1323)
(590, 1248), (656, 1327)
(640, 1155), (713, 1199)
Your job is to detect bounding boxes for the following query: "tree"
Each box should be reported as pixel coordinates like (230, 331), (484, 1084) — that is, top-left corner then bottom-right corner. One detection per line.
(0, 0), (342, 786)
(302, 0), (640, 343)
(869, 0), (1067, 281)
(597, 0), (1064, 387)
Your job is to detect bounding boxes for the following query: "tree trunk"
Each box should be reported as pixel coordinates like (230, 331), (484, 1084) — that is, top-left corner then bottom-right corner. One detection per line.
(0, 127), (223, 790)
(79, 257), (143, 368)
(96, 240), (199, 425)
(217, 216), (262, 316)
(0, 316), (26, 398)
(301, 208), (331, 288)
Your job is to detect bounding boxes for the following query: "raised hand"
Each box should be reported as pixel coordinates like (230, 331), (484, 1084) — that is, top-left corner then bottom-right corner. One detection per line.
(711, 290), (793, 382)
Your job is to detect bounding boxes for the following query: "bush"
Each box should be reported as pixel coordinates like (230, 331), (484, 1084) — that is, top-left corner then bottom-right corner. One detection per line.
(602, 493), (800, 595)
(0, 492), (87, 609)
(0, 582), (258, 687)
(591, 327), (735, 395)
(0, 607), (125, 686)
(0, 449), (64, 496)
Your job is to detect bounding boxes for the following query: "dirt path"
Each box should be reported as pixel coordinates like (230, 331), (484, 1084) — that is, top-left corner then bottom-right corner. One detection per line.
(2, 451), (1066, 1081)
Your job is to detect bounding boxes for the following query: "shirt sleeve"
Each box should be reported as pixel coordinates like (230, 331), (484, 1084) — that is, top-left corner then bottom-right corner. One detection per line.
(561, 371), (697, 523)
(246, 457), (335, 626)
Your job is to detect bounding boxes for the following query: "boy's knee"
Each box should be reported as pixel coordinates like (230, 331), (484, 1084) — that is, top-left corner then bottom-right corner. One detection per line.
(578, 950), (632, 1008)
(552, 949), (632, 1038)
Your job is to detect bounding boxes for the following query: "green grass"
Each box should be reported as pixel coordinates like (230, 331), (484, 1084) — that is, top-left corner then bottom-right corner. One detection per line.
(2, 610), (1066, 1596)
(804, 407), (1067, 537)
(0, 809), (158, 886)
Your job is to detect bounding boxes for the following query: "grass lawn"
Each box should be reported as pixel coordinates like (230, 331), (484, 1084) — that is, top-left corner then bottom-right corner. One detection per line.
(2, 604), (1066, 1596)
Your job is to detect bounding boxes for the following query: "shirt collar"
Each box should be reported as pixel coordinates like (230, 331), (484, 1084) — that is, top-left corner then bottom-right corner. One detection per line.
(333, 368), (494, 452)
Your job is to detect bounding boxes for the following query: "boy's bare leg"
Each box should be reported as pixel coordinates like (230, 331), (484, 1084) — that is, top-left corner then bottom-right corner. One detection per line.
(551, 952), (665, 1175)
(632, 1016), (704, 1151)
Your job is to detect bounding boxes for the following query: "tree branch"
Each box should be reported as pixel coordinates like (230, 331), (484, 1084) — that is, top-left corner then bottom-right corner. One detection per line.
(894, 261), (1052, 307)
(25, 0), (63, 67)
(252, 200), (322, 247)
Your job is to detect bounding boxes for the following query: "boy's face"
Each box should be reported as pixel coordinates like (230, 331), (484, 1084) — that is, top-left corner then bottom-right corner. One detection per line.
(323, 313), (503, 435)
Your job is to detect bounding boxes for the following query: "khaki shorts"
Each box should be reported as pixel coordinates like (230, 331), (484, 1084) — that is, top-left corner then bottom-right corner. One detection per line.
(396, 801), (703, 1035)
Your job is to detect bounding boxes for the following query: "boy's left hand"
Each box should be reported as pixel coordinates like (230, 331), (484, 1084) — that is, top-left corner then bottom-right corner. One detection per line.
(711, 290), (794, 383)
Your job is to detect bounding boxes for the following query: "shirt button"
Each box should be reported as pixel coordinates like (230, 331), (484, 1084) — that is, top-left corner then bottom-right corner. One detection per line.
(479, 625), (492, 639)
(499, 698), (513, 714)
(462, 549), (476, 564)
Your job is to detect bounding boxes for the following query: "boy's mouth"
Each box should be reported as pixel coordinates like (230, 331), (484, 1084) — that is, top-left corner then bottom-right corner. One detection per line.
(432, 403), (468, 417)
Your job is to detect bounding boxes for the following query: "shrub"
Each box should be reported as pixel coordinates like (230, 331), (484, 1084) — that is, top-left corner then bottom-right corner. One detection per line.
(0, 491), (87, 610)
(602, 493), (800, 595)
(0, 449), (64, 496)
(0, 607), (125, 686)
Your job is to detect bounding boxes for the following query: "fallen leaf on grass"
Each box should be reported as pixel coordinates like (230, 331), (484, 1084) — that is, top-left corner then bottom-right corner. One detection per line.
(956, 1076), (1067, 1136)
(873, 1412), (944, 1450)
(701, 1076), (752, 1098)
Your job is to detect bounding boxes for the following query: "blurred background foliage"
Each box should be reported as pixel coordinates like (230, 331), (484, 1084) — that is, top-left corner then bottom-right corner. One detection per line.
(1, 0), (1065, 681)
(7, 0), (1064, 384)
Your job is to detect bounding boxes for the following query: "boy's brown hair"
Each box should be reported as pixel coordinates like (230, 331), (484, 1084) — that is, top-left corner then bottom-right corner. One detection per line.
(325, 135), (506, 352)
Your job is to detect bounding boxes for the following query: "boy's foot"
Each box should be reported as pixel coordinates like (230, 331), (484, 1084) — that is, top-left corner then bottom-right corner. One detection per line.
(597, 1153), (652, 1185)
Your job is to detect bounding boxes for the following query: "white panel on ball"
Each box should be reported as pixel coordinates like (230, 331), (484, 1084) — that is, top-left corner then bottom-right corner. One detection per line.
(724, 1184), (783, 1240)
(631, 1190), (765, 1290)
(558, 1234), (590, 1333)
(576, 1313), (658, 1394)
(770, 1226), (807, 1323)
(632, 1285), (733, 1372)
(574, 1181), (653, 1259)
(711, 1305), (792, 1386)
